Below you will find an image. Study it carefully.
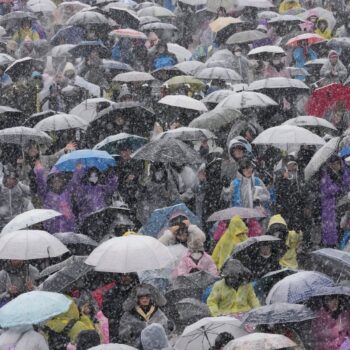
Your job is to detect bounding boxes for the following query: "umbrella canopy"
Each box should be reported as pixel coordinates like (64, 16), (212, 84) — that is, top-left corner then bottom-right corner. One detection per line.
(224, 333), (296, 350)
(248, 77), (309, 91)
(226, 30), (268, 45)
(27, 0), (56, 12)
(70, 98), (116, 123)
(50, 26), (85, 46)
(34, 113), (88, 132)
(40, 255), (92, 292)
(286, 33), (325, 48)
(89, 345), (137, 350)
(178, 0), (206, 5)
(157, 127), (216, 142)
(1, 209), (62, 234)
(5, 57), (33, 80)
(0, 126), (52, 146)
(140, 203), (200, 237)
(242, 303), (315, 326)
(266, 271), (334, 304)
(140, 22), (178, 31)
(102, 59), (133, 74)
(93, 133), (148, 155)
(282, 115), (337, 131)
(132, 137), (202, 164)
(252, 125), (325, 148)
(299, 7), (336, 30)
(0, 291), (71, 328)
(113, 71), (154, 82)
(207, 207), (266, 222)
(50, 44), (74, 57)
(304, 137), (340, 181)
(55, 149), (116, 172)
(175, 316), (248, 350)
(248, 45), (286, 60)
(85, 235), (173, 273)
(139, 15), (160, 26)
(175, 61), (204, 75)
(23, 111), (56, 128)
(209, 16), (244, 33)
(0, 11), (36, 25)
(236, 0), (273, 7)
(66, 10), (109, 25)
(151, 66), (183, 81)
(53, 233), (98, 247)
(137, 6), (175, 17)
(0, 230), (68, 260)
(173, 271), (220, 290)
(202, 90), (234, 105)
(158, 95), (207, 112)
(305, 286), (350, 302)
(328, 37), (350, 50)
(0, 53), (15, 66)
(196, 67), (242, 81)
(167, 43), (191, 62)
(217, 91), (277, 110)
(176, 298), (210, 323)
(304, 58), (328, 67)
(163, 75), (204, 92)
(109, 28), (147, 40)
(104, 7), (140, 29)
(189, 107), (242, 131)
(69, 40), (109, 58)
(268, 14), (304, 24)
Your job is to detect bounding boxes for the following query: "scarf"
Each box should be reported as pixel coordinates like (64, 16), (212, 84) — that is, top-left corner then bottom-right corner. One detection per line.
(135, 305), (156, 322)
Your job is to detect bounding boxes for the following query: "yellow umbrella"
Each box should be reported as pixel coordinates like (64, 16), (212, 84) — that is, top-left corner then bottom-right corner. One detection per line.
(209, 16), (244, 33)
(163, 75), (205, 92)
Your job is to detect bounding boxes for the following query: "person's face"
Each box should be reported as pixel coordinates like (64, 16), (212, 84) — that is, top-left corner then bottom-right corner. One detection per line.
(50, 176), (65, 192)
(232, 147), (245, 160)
(89, 49), (100, 61)
(120, 273), (134, 286)
(319, 23), (327, 31)
(329, 160), (341, 173)
(259, 245), (272, 257)
(138, 295), (151, 306)
(310, 16), (318, 23)
(300, 40), (308, 48)
(120, 149), (131, 161)
(325, 297), (339, 312)
(115, 115), (125, 126)
(4, 176), (18, 189)
(330, 56), (338, 65)
(158, 46), (166, 54)
(10, 260), (24, 268)
(22, 20), (31, 30)
(176, 230), (189, 243)
(242, 166), (253, 178)
(287, 162), (298, 173)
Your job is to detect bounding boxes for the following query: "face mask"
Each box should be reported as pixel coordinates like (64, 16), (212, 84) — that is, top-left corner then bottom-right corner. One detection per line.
(191, 252), (203, 260)
(272, 59), (281, 65)
(89, 173), (98, 184)
(235, 52), (242, 57)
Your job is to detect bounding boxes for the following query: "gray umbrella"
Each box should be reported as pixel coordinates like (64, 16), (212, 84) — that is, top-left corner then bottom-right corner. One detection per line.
(0, 11), (36, 25)
(53, 232), (98, 247)
(140, 22), (178, 31)
(226, 30), (268, 45)
(248, 77), (309, 91)
(173, 271), (220, 290)
(196, 67), (242, 81)
(189, 107), (242, 132)
(242, 303), (315, 326)
(0, 53), (15, 66)
(50, 44), (74, 58)
(138, 15), (160, 26)
(132, 137), (202, 164)
(176, 298), (210, 323)
(157, 127), (217, 142)
(66, 11), (109, 26)
(202, 89), (234, 105)
(0, 126), (52, 146)
(39, 256), (92, 292)
(175, 61), (204, 75)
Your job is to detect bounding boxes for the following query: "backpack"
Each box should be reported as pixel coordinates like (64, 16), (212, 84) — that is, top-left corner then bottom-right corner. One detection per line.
(153, 55), (176, 70)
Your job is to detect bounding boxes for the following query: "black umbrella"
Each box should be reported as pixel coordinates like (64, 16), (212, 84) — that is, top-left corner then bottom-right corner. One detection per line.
(69, 41), (110, 58)
(102, 59), (132, 75)
(5, 57), (33, 80)
(0, 106), (25, 128)
(173, 271), (220, 290)
(151, 66), (182, 81)
(22, 110), (56, 128)
(39, 255), (92, 292)
(242, 303), (315, 326)
(66, 10), (110, 26)
(0, 11), (37, 25)
(132, 137), (202, 164)
(105, 7), (140, 29)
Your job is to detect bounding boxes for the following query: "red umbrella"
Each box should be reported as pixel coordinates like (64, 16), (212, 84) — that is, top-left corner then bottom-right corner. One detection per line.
(109, 28), (147, 40)
(286, 33), (325, 48)
(305, 83), (350, 117)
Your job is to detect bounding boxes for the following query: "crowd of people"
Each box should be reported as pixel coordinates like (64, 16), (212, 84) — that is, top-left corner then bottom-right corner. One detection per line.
(1, 0), (350, 349)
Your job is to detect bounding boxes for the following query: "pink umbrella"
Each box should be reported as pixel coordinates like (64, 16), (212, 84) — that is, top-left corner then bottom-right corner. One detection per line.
(207, 207), (266, 222)
(109, 28), (147, 40)
(286, 33), (325, 48)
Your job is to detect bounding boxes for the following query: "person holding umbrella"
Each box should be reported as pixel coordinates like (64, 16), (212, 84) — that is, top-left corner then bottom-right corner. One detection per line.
(149, 41), (178, 71)
(320, 51), (348, 85)
(263, 53), (291, 79)
(279, 0), (302, 14)
(315, 17), (333, 40)
(293, 39), (318, 80)
(12, 18), (40, 44)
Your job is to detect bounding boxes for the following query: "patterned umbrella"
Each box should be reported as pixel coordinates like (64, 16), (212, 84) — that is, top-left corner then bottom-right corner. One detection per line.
(109, 28), (147, 40)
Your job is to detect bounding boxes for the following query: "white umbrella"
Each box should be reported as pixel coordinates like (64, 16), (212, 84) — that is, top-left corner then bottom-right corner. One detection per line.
(70, 98), (116, 123)
(248, 77), (309, 91)
(0, 230), (68, 260)
(248, 45), (286, 59)
(137, 6), (175, 17)
(34, 113), (88, 132)
(113, 71), (154, 82)
(157, 127), (217, 141)
(167, 43), (192, 62)
(282, 116), (337, 131)
(175, 316), (248, 350)
(50, 44), (74, 58)
(89, 345), (137, 350)
(196, 67), (242, 81)
(159, 95), (208, 112)
(304, 137), (340, 181)
(305, 58), (328, 67)
(178, 0), (207, 5)
(202, 89), (235, 104)
(85, 235), (174, 273)
(217, 91), (277, 110)
(27, 0), (56, 12)
(175, 61), (204, 75)
(0, 26), (6, 37)
(0, 126), (52, 146)
(236, 0), (274, 7)
(252, 125), (326, 148)
(1, 209), (62, 234)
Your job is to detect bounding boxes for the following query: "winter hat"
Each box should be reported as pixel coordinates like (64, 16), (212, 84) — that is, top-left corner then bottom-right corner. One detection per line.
(63, 62), (75, 76)
(328, 50), (339, 59)
(6, 40), (17, 53)
(141, 324), (173, 350)
(187, 236), (205, 252)
(267, 214), (287, 229)
(76, 330), (100, 350)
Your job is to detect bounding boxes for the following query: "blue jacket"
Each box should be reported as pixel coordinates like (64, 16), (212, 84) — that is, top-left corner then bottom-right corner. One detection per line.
(231, 176), (264, 207)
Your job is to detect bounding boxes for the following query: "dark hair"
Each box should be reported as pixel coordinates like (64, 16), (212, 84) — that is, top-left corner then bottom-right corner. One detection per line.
(76, 330), (100, 350)
(214, 332), (234, 348)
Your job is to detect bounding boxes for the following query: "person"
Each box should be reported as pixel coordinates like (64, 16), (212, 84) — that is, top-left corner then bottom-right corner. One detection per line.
(315, 18), (332, 39)
(293, 40), (317, 80)
(0, 325), (49, 350)
(172, 236), (218, 278)
(101, 273), (139, 342)
(75, 330), (100, 350)
(267, 214), (302, 269)
(207, 259), (260, 317)
(324, 102), (350, 135)
(159, 213), (206, 247)
(263, 54), (291, 78)
(311, 295), (350, 350)
(279, 0), (302, 14)
(230, 46), (252, 84)
(0, 164), (32, 230)
(150, 41), (178, 71)
(141, 323), (174, 350)
(212, 215), (248, 270)
(231, 157), (269, 208)
(210, 332), (235, 350)
(336, 11), (350, 37)
(118, 284), (170, 348)
(320, 154), (350, 247)
(15, 36), (39, 59)
(12, 19), (40, 44)
(320, 50), (348, 85)
(0, 260), (39, 303)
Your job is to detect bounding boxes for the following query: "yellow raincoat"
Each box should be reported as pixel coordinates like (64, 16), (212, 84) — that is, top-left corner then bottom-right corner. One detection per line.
(207, 279), (260, 316)
(12, 29), (40, 43)
(211, 215), (248, 270)
(268, 214), (301, 269)
(279, 0), (301, 14)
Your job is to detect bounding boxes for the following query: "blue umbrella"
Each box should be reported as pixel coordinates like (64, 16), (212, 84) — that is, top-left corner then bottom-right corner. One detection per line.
(266, 271), (334, 305)
(50, 26), (85, 46)
(0, 291), (72, 327)
(140, 203), (201, 237)
(54, 149), (116, 172)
